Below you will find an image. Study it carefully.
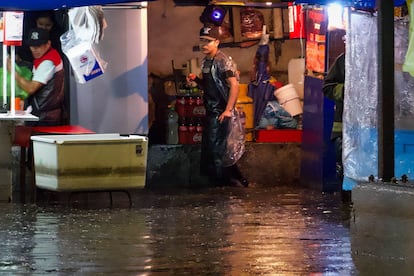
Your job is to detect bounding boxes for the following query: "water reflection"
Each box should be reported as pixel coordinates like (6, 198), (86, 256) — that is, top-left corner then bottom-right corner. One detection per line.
(351, 212), (414, 275)
(0, 187), (357, 275)
(0, 204), (37, 272)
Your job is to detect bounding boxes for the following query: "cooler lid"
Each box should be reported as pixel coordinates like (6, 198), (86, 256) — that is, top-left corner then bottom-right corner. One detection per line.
(31, 133), (148, 144)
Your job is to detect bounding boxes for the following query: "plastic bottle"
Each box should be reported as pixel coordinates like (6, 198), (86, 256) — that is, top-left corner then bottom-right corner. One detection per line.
(185, 96), (195, 118)
(166, 106), (179, 144)
(175, 96), (186, 118)
(187, 119), (196, 144)
(179, 118), (188, 144)
(194, 96), (206, 118)
(194, 119), (203, 144)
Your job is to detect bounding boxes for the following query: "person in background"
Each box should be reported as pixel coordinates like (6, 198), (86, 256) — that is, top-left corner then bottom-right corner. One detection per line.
(34, 11), (63, 55)
(323, 52), (345, 188)
(8, 28), (65, 126)
(188, 25), (249, 187)
(18, 11), (64, 63)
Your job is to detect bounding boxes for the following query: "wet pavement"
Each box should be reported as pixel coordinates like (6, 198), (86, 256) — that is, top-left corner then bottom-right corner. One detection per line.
(0, 186), (357, 275)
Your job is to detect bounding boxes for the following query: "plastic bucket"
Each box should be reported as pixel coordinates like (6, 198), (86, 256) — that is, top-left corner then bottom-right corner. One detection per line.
(274, 84), (303, 116)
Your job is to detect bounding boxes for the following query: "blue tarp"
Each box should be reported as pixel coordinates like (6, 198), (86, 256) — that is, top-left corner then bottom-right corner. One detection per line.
(1, 0), (404, 11)
(294, 0), (406, 8)
(0, 0), (146, 11)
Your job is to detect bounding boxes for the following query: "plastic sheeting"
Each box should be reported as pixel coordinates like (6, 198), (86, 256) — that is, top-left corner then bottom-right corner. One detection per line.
(61, 6), (108, 83)
(294, 0), (406, 8)
(343, 12), (414, 189)
(223, 109), (246, 167)
(343, 12), (378, 188)
(248, 44), (277, 128)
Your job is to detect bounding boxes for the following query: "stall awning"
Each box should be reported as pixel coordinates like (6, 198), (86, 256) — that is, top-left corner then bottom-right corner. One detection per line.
(293, 0), (406, 8)
(0, 0), (151, 11)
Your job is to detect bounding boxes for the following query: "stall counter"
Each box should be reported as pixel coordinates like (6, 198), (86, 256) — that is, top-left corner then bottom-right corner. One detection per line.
(0, 113), (38, 202)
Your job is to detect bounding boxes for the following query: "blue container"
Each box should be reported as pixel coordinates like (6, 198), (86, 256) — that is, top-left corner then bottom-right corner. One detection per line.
(395, 130), (414, 179)
(344, 129), (414, 190)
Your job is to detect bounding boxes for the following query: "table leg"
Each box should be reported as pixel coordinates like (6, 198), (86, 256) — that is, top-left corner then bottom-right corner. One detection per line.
(19, 147), (26, 204)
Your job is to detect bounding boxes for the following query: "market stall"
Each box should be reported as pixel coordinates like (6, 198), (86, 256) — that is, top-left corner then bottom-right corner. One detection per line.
(0, 12), (39, 202)
(296, 0), (408, 192)
(0, 0), (151, 202)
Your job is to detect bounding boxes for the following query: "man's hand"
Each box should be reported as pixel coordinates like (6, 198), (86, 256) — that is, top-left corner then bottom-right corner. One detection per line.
(218, 109), (232, 123)
(186, 73), (198, 88)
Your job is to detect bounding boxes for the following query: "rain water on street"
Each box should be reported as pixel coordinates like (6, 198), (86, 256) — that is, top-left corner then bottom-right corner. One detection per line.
(0, 186), (357, 275)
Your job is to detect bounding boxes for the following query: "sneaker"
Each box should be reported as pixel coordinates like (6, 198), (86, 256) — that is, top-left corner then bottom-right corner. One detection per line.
(229, 178), (249, 188)
(228, 178), (245, 187)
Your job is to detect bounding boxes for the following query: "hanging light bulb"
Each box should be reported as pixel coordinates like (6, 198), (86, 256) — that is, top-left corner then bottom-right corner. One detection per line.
(199, 5), (227, 26)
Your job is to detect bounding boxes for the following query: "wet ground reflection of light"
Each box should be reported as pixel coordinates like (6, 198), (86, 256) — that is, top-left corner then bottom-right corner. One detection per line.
(0, 187), (357, 274)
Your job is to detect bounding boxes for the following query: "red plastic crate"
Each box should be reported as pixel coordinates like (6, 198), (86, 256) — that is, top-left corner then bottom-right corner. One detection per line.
(255, 129), (302, 143)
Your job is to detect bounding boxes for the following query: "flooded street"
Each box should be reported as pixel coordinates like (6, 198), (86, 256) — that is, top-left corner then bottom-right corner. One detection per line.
(0, 186), (357, 275)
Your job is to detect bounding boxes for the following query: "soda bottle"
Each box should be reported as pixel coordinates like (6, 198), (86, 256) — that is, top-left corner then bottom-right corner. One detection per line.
(175, 96), (186, 118)
(185, 96), (195, 118)
(166, 106), (179, 144)
(194, 96), (206, 118)
(194, 119), (203, 144)
(179, 118), (188, 144)
(188, 119), (196, 144)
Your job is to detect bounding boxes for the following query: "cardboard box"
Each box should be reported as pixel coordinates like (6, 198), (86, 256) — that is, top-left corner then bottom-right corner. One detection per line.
(31, 134), (148, 191)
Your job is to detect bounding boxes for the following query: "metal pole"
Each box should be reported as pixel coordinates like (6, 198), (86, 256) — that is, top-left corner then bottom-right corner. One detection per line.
(2, 44), (7, 108)
(377, 0), (395, 182)
(10, 45), (15, 115)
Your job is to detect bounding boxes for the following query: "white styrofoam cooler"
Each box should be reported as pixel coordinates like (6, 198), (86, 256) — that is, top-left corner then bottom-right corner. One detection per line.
(31, 133), (148, 192)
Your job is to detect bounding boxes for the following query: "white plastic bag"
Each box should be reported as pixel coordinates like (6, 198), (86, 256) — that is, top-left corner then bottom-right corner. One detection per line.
(61, 29), (107, 84)
(68, 6), (107, 44)
(61, 6), (108, 84)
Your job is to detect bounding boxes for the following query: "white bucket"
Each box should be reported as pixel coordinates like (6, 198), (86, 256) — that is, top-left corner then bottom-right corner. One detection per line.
(274, 84), (303, 116)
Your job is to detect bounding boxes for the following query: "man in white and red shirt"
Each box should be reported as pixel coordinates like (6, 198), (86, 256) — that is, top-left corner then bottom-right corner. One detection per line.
(13, 27), (65, 126)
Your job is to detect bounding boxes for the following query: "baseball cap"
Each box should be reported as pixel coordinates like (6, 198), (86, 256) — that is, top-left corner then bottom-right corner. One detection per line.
(199, 25), (220, 41)
(26, 28), (50, 46)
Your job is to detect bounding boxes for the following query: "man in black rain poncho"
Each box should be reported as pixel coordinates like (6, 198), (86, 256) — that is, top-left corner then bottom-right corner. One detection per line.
(188, 25), (248, 187)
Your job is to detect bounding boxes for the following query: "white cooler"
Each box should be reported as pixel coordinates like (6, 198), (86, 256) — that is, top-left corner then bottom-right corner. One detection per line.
(31, 133), (148, 192)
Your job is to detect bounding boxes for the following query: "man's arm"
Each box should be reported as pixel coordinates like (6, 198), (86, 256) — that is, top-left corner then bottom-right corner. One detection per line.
(323, 71), (344, 102)
(323, 54), (345, 102)
(7, 57), (43, 95)
(15, 73), (43, 95)
(218, 75), (239, 122)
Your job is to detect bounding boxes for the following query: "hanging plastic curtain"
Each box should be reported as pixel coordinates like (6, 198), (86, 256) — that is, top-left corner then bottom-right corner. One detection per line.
(247, 26), (277, 128)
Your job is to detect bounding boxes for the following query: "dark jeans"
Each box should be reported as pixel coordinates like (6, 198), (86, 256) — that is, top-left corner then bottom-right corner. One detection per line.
(200, 115), (229, 180)
(333, 136), (343, 182)
(223, 164), (244, 182)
